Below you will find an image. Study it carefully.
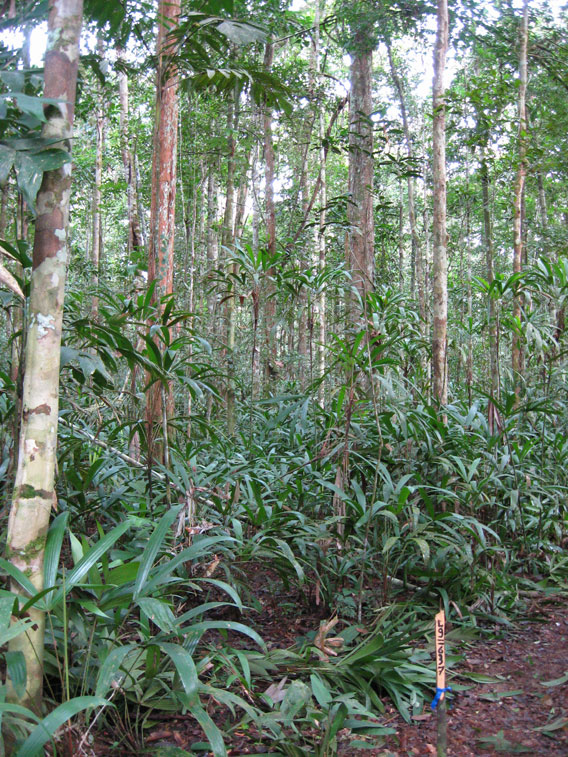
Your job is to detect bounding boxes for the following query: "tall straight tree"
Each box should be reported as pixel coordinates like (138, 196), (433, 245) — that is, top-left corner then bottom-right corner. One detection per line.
(5, 0), (83, 711)
(512, 0), (529, 399)
(346, 24), (375, 305)
(431, 0), (449, 405)
(146, 0), (181, 458)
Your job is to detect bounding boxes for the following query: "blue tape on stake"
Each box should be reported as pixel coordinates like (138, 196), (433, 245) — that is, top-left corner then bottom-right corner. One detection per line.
(431, 686), (452, 710)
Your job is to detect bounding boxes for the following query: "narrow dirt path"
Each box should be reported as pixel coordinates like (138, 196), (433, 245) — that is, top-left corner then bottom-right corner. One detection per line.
(371, 598), (568, 756)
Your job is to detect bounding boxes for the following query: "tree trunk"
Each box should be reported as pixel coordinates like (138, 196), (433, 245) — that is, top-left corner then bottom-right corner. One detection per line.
(91, 39), (105, 319)
(117, 48), (143, 256)
(512, 0), (529, 398)
(224, 94), (238, 435)
(263, 41), (277, 389)
(431, 0), (449, 406)
(480, 147), (500, 406)
(387, 42), (424, 318)
(346, 37), (374, 307)
(6, 0), (83, 712)
(146, 0), (180, 461)
(314, 0), (326, 406)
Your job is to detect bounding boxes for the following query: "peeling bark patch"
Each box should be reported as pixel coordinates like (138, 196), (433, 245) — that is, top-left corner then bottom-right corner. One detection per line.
(22, 404), (51, 421)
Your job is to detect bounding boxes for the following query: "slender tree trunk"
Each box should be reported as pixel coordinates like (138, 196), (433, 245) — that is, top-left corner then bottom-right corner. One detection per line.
(387, 42), (424, 317)
(146, 0), (180, 460)
(263, 41), (277, 389)
(346, 36), (374, 307)
(512, 0), (529, 398)
(480, 147), (500, 407)
(431, 0), (449, 406)
(224, 94), (238, 435)
(91, 39), (105, 319)
(117, 49), (143, 256)
(6, 0), (83, 712)
(314, 0), (326, 406)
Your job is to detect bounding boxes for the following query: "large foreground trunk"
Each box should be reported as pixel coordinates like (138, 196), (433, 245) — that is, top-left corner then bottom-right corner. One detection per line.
(6, 0), (83, 712)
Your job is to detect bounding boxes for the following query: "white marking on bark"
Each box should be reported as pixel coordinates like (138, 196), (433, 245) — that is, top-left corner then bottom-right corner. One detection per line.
(54, 228), (66, 241)
(36, 313), (56, 337)
(24, 439), (39, 456)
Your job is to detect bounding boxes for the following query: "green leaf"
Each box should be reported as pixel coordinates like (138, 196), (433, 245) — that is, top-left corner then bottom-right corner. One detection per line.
(14, 152), (43, 209)
(95, 644), (139, 697)
(157, 642), (199, 701)
(185, 701), (226, 757)
(182, 620), (265, 650)
(138, 597), (177, 634)
(0, 145), (15, 184)
(46, 521), (131, 610)
(5, 651), (26, 700)
(310, 673), (332, 707)
(0, 618), (35, 646)
(478, 689), (523, 702)
(539, 671), (568, 687)
(133, 505), (181, 600)
(44, 512), (69, 589)
(15, 697), (110, 757)
(0, 558), (37, 598)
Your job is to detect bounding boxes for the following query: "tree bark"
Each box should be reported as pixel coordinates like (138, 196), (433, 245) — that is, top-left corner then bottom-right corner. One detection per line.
(224, 94), (238, 435)
(346, 37), (374, 306)
(6, 0), (83, 712)
(117, 48), (143, 256)
(387, 42), (424, 318)
(431, 0), (449, 406)
(91, 38), (105, 319)
(512, 0), (529, 398)
(263, 41), (278, 389)
(480, 147), (500, 406)
(146, 0), (180, 460)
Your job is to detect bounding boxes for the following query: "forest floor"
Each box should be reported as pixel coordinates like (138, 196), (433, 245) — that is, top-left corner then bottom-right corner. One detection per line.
(94, 572), (568, 756)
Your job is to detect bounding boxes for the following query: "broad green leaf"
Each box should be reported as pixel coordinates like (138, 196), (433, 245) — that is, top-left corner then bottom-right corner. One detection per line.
(0, 618), (35, 646)
(5, 651), (26, 700)
(182, 620), (265, 650)
(46, 520), (131, 610)
(186, 701), (226, 757)
(14, 152), (42, 210)
(138, 597), (177, 634)
(310, 673), (332, 707)
(133, 505), (181, 599)
(0, 558), (38, 598)
(44, 512), (69, 589)
(15, 696), (110, 757)
(157, 642), (198, 701)
(0, 144), (15, 183)
(95, 644), (139, 697)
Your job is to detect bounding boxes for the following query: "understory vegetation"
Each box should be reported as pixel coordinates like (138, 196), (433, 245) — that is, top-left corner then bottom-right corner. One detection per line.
(0, 0), (567, 754)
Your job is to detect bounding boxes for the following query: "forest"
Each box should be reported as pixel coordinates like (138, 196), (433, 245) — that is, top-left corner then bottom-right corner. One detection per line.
(0, 0), (567, 754)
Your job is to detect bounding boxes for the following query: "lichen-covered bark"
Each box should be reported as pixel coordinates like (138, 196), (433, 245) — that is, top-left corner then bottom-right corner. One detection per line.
(6, 0), (83, 712)
(512, 0), (529, 398)
(346, 38), (374, 305)
(431, 0), (449, 406)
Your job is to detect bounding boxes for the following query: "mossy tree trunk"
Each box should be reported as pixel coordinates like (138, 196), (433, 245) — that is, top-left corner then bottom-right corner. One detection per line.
(6, 0), (83, 713)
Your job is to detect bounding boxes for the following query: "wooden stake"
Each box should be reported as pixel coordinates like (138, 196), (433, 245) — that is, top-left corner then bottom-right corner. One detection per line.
(434, 609), (447, 756)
